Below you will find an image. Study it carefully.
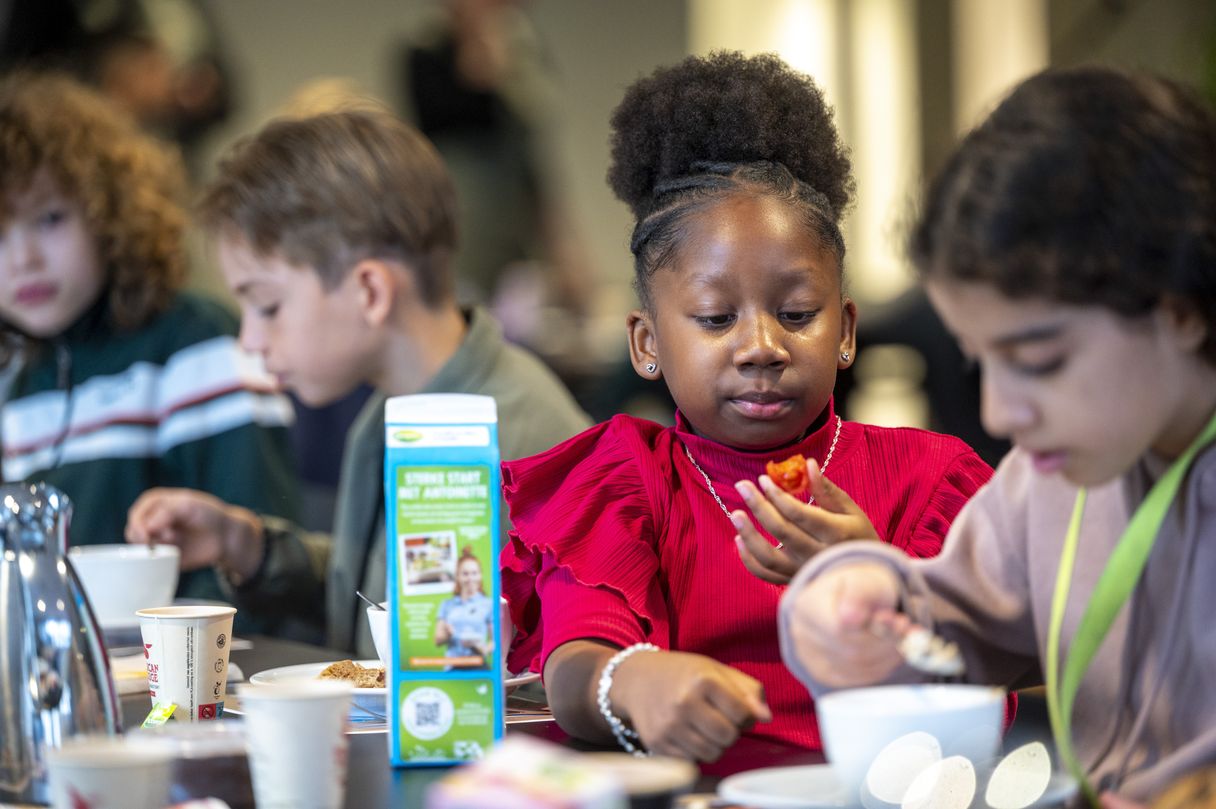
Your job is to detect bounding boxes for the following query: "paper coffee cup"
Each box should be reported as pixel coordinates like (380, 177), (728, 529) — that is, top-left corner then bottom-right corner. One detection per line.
(137, 605), (237, 721)
(46, 736), (172, 809)
(238, 680), (353, 809)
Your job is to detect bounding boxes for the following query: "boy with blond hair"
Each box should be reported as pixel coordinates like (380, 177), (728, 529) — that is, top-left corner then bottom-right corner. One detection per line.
(126, 109), (589, 654)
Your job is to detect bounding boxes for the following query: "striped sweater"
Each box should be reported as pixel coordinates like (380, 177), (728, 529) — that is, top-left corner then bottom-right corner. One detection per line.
(1, 292), (299, 610)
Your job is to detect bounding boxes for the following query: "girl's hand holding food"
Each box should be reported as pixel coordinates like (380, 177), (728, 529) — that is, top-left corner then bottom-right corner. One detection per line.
(732, 457), (880, 584)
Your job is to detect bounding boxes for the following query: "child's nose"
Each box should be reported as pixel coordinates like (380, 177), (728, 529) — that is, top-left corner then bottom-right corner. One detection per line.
(734, 314), (790, 368)
(979, 371), (1034, 439)
(7, 228), (43, 271)
(237, 317), (267, 356)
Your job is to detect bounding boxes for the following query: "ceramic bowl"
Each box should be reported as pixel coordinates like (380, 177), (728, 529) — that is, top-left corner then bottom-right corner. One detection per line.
(69, 544), (180, 628)
(367, 604), (389, 664)
(816, 683), (1004, 803)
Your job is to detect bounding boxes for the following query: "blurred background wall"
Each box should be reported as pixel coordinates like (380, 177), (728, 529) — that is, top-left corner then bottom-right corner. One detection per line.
(6, 0), (1214, 476)
(91, 0), (1213, 326)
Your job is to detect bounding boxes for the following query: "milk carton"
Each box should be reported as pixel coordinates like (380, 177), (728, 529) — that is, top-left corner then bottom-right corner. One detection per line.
(384, 394), (504, 766)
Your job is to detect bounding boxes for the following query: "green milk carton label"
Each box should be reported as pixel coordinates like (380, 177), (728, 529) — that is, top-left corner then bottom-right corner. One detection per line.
(384, 394), (504, 767)
(395, 465), (494, 671)
(396, 678), (498, 762)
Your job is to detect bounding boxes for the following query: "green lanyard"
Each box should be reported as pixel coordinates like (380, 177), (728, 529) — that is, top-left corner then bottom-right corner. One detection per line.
(1046, 410), (1216, 805)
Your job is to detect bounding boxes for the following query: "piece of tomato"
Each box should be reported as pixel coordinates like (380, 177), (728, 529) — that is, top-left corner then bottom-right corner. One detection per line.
(765, 454), (810, 496)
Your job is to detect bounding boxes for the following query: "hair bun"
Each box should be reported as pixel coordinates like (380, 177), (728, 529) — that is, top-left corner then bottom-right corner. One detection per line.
(607, 51), (853, 221)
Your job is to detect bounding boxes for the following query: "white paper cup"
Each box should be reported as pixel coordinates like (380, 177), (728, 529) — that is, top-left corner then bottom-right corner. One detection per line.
(238, 680), (353, 809)
(46, 735), (172, 809)
(137, 604), (237, 721)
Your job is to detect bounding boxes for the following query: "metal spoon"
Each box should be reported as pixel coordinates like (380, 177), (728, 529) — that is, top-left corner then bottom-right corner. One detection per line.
(356, 590), (386, 611)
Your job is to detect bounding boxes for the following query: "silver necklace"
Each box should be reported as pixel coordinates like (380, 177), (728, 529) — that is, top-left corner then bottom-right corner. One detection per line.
(682, 415), (842, 548)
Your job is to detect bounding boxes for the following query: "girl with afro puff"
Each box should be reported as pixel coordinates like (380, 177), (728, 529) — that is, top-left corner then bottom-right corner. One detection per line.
(0, 73), (298, 622)
(500, 51), (998, 761)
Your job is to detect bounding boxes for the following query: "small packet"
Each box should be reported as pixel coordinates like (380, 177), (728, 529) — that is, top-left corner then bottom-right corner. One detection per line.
(142, 701), (177, 728)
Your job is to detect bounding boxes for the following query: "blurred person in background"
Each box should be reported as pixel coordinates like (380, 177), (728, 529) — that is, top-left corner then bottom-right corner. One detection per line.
(0, 0), (233, 174)
(398, 0), (596, 342)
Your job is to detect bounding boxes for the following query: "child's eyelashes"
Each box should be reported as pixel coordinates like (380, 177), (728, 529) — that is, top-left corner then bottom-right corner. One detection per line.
(256, 304), (280, 319)
(778, 310), (817, 326)
(36, 208), (68, 229)
(1013, 357), (1065, 377)
(694, 313), (735, 328)
(691, 310), (818, 329)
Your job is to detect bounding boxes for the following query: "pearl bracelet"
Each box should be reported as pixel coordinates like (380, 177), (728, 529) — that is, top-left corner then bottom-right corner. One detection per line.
(596, 642), (659, 757)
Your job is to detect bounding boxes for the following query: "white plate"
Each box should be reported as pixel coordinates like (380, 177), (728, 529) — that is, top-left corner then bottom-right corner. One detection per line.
(248, 662), (541, 719)
(718, 764), (1079, 809)
(249, 660), (387, 718)
(719, 764), (849, 808)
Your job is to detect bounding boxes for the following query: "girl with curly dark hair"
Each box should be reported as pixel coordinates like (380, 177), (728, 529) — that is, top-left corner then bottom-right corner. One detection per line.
(0, 72), (298, 616)
(500, 52), (995, 761)
(781, 67), (1216, 807)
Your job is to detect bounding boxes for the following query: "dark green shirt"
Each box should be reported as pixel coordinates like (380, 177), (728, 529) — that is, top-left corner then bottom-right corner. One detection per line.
(2, 292), (300, 620)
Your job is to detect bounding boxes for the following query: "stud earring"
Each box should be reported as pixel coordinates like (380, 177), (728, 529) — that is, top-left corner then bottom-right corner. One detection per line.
(840, 352), (851, 363)
(645, 362), (657, 374)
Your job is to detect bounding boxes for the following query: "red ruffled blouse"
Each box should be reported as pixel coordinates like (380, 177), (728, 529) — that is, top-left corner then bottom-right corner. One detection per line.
(501, 401), (994, 749)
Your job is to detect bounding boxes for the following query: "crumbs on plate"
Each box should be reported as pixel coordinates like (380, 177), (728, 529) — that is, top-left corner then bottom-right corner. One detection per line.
(317, 659), (385, 688)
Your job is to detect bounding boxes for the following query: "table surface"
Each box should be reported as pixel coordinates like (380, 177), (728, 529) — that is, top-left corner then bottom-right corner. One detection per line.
(119, 635), (823, 808)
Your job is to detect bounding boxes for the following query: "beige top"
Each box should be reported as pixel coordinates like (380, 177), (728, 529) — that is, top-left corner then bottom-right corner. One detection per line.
(779, 445), (1216, 802)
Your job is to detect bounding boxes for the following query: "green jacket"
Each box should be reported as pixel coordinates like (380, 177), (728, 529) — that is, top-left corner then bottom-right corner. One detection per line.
(231, 307), (591, 655)
(2, 292), (300, 616)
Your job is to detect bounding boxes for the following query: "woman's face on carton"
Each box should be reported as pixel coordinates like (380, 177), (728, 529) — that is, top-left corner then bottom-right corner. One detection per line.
(219, 234), (375, 407)
(630, 194), (855, 450)
(0, 170), (106, 338)
(926, 277), (1212, 486)
(456, 557), (482, 597)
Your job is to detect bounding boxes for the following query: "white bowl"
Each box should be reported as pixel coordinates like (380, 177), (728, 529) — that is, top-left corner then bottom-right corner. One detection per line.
(816, 683), (1004, 803)
(69, 544), (180, 628)
(367, 604), (389, 664)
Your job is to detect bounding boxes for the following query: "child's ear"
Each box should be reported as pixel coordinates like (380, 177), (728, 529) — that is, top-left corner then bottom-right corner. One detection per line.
(350, 258), (398, 326)
(627, 309), (662, 380)
(838, 297), (858, 369)
(1159, 294), (1208, 354)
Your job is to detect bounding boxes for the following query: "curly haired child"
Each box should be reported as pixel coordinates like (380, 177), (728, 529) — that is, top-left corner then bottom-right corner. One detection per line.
(0, 72), (298, 610)
(781, 66), (1216, 807)
(500, 52), (996, 761)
